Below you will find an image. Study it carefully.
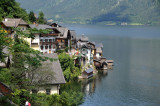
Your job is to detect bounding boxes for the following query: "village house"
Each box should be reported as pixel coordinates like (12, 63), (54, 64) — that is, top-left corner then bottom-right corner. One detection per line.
(0, 82), (12, 97)
(69, 30), (77, 53)
(49, 23), (62, 28)
(82, 68), (93, 79)
(93, 57), (107, 69)
(29, 24), (60, 53)
(77, 35), (88, 48)
(87, 42), (96, 64)
(0, 18), (30, 41)
(95, 43), (103, 59)
(34, 53), (66, 95)
(80, 44), (92, 66)
(54, 27), (70, 50)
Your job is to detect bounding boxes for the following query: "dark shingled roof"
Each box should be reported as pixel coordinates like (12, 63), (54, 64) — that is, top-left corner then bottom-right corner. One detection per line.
(85, 68), (93, 73)
(79, 35), (88, 42)
(2, 18), (28, 27)
(29, 24), (54, 30)
(41, 53), (66, 84)
(69, 30), (76, 40)
(54, 27), (68, 38)
(95, 43), (103, 48)
(96, 47), (102, 53)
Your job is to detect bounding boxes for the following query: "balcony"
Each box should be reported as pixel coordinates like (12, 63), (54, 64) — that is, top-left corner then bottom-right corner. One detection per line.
(41, 33), (58, 36)
(31, 43), (38, 46)
(40, 41), (58, 45)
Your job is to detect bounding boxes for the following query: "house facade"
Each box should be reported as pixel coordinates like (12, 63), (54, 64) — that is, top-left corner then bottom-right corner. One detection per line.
(29, 24), (60, 53)
(54, 27), (70, 50)
(0, 18), (31, 44)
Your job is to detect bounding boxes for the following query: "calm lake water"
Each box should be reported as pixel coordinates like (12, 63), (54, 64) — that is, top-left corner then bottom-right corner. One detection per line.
(65, 24), (160, 106)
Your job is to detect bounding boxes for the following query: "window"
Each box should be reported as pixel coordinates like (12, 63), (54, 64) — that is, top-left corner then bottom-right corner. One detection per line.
(41, 46), (43, 50)
(46, 89), (51, 95)
(49, 39), (52, 42)
(45, 45), (48, 49)
(49, 45), (51, 49)
(21, 27), (25, 31)
(45, 39), (48, 42)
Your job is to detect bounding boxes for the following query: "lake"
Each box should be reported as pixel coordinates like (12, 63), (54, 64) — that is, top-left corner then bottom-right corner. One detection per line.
(64, 24), (160, 106)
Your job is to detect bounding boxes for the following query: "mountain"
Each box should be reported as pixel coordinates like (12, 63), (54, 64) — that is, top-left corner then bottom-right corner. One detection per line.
(16, 0), (160, 25)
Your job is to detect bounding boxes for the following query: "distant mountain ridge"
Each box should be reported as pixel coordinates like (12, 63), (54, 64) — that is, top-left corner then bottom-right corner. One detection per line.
(16, 0), (160, 25)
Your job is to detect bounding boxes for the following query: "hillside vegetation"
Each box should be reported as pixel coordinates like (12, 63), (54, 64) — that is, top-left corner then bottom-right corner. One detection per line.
(0, 0), (29, 22)
(16, 0), (160, 25)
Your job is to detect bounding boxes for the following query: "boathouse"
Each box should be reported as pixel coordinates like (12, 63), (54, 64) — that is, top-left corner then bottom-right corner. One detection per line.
(82, 68), (93, 79)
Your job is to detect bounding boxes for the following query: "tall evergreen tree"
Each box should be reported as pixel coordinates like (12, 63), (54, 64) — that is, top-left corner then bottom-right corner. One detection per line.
(38, 11), (45, 24)
(29, 11), (36, 23)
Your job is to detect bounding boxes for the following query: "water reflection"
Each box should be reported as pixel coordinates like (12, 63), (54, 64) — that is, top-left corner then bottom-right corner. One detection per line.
(80, 69), (109, 96)
(64, 25), (160, 105)
(80, 36), (160, 106)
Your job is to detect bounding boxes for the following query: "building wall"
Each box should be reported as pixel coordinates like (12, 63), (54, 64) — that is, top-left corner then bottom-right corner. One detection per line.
(31, 45), (40, 51)
(38, 85), (59, 95)
(32, 34), (40, 45)
(86, 49), (91, 64)
(18, 25), (28, 31)
(96, 53), (101, 58)
(24, 38), (32, 46)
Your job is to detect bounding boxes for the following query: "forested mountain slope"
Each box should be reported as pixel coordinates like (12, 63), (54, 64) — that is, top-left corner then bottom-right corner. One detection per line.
(16, 0), (160, 25)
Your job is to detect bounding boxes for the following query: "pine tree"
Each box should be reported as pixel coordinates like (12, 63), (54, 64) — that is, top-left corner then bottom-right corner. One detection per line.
(29, 11), (36, 23)
(38, 11), (45, 24)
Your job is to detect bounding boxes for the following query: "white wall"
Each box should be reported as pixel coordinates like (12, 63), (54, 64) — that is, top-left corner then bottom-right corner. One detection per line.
(32, 34), (40, 45)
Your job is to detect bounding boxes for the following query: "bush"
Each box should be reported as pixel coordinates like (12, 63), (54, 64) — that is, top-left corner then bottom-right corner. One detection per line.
(58, 53), (81, 82)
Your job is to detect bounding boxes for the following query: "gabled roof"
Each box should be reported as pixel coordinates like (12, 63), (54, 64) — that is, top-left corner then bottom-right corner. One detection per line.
(2, 18), (28, 27)
(79, 35), (88, 42)
(0, 82), (12, 96)
(55, 27), (68, 38)
(48, 23), (62, 27)
(85, 68), (93, 73)
(69, 30), (76, 40)
(96, 47), (102, 53)
(95, 43), (103, 48)
(41, 53), (66, 84)
(29, 24), (54, 30)
(93, 57), (107, 64)
(87, 42), (95, 45)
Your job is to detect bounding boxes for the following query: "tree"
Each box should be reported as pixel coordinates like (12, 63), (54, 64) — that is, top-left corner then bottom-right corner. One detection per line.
(0, 0), (29, 22)
(0, 27), (12, 64)
(58, 53), (81, 82)
(29, 11), (36, 23)
(38, 11), (45, 24)
(9, 28), (55, 90)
